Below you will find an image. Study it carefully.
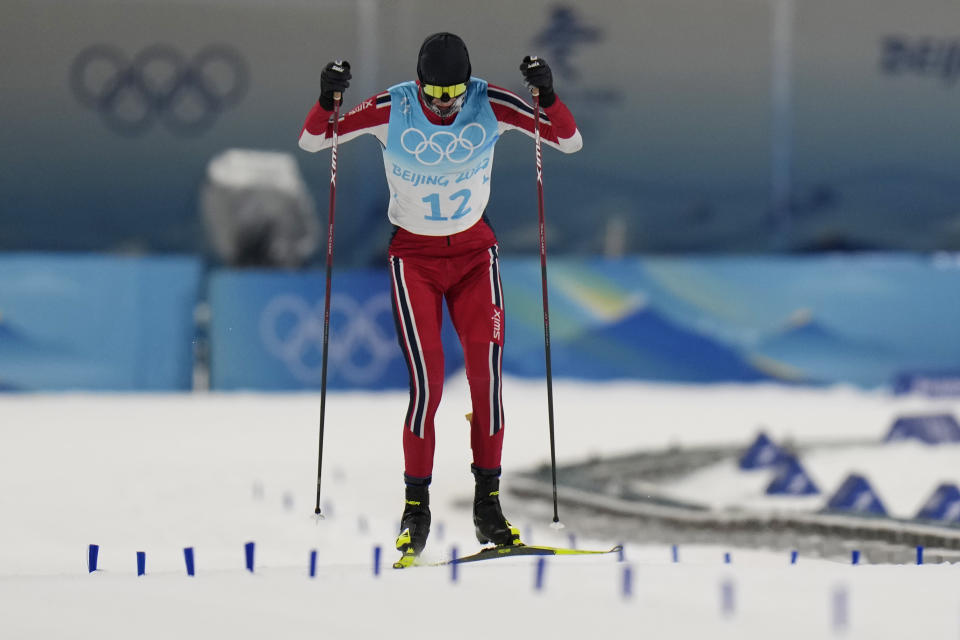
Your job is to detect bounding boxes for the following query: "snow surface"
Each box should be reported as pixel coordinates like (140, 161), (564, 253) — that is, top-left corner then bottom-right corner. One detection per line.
(2, 377), (960, 639)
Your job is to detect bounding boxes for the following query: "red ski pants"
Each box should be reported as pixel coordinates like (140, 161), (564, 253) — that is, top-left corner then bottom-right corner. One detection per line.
(388, 220), (505, 481)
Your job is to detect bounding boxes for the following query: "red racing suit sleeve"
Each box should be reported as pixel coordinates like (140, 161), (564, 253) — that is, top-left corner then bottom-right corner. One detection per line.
(298, 91), (391, 151)
(299, 85), (582, 154)
(487, 84), (583, 153)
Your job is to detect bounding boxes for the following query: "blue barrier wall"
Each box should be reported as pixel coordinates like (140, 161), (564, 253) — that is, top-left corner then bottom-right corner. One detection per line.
(3, 253), (956, 391)
(208, 268), (464, 390)
(207, 254), (960, 390)
(500, 254), (960, 387)
(0, 254), (202, 391)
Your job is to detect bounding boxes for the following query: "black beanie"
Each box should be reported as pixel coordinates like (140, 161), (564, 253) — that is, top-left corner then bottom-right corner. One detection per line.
(417, 32), (471, 86)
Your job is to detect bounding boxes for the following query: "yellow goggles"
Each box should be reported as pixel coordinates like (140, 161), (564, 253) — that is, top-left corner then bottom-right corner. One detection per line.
(422, 82), (467, 99)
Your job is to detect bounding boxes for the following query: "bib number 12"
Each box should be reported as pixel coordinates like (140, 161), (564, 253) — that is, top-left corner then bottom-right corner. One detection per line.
(423, 189), (472, 221)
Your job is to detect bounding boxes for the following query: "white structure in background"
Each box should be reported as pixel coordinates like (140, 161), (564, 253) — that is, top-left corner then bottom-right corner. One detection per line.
(201, 148), (319, 268)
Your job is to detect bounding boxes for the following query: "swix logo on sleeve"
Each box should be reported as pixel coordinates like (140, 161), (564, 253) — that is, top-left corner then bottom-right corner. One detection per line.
(348, 99), (375, 115)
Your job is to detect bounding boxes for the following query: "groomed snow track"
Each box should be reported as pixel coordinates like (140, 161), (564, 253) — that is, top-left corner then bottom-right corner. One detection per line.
(511, 443), (960, 564)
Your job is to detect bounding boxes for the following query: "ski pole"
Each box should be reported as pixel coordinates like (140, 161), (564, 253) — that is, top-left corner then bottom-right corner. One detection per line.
(314, 89), (342, 520)
(531, 87), (563, 528)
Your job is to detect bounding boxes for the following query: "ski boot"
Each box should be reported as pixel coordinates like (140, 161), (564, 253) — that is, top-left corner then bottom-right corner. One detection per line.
(394, 483), (430, 568)
(472, 466), (521, 547)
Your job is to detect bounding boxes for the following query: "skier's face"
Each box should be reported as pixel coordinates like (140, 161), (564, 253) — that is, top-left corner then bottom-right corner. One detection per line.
(431, 96), (457, 109)
(420, 83), (466, 118)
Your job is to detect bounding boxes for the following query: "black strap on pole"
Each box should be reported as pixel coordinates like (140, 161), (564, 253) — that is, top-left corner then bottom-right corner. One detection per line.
(314, 90), (342, 519)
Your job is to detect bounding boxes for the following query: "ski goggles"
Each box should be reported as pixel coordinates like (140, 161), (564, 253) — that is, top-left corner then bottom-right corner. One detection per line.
(421, 82), (467, 99)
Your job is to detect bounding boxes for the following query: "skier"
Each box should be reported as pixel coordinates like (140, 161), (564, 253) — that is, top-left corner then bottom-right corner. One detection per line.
(299, 32), (582, 566)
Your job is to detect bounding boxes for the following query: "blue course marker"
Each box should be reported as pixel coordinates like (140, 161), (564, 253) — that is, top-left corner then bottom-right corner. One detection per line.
(450, 547), (458, 583)
(724, 552), (732, 564)
(373, 545), (381, 576)
(672, 544), (679, 563)
(184, 547), (195, 576)
(622, 565), (633, 599)
(790, 550), (798, 564)
(245, 542), (255, 573)
(851, 550), (860, 565)
(721, 579), (735, 617)
(617, 545), (626, 562)
(309, 550), (317, 578)
(87, 544), (99, 573)
(832, 586), (849, 632)
(137, 551), (146, 576)
(534, 557), (546, 591)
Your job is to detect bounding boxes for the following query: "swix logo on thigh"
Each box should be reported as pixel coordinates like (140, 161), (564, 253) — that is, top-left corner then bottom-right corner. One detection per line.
(491, 306), (504, 345)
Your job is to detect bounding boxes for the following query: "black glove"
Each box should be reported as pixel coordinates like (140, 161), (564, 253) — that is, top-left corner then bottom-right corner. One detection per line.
(520, 55), (555, 107)
(319, 60), (351, 110)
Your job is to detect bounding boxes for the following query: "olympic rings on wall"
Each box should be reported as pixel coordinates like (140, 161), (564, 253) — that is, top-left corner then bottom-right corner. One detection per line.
(259, 293), (398, 385)
(69, 43), (248, 136)
(400, 123), (487, 165)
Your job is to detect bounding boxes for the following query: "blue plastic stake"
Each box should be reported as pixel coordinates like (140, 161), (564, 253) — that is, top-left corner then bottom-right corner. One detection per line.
(309, 550), (317, 578)
(724, 552), (732, 564)
(87, 544), (99, 573)
(916, 546), (924, 565)
(373, 545), (381, 576)
(721, 579), (735, 617)
(617, 545), (626, 562)
(790, 550), (798, 564)
(851, 549), (860, 565)
(672, 544), (679, 563)
(137, 551), (146, 576)
(832, 586), (849, 632)
(622, 565), (633, 599)
(184, 547), (195, 576)
(245, 541), (255, 573)
(534, 557), (546, 591)
(450, 547), (458, 583)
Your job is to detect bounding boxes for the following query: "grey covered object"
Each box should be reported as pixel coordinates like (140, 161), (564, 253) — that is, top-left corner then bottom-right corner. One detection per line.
(201, 149), (319, 268)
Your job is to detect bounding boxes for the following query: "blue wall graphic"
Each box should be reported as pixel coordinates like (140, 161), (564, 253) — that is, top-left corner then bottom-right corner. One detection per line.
(0, 254), (202, 390)
(497, 254), (960, 388)
(208, 268), (464, 391)
(3, 253), (959, 391)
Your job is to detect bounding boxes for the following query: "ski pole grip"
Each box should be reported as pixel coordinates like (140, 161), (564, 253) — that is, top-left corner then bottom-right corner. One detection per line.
(531, 87), (540, 97)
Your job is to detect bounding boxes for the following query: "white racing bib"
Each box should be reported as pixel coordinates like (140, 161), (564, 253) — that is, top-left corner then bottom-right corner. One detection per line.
(383, 79), (500, 236)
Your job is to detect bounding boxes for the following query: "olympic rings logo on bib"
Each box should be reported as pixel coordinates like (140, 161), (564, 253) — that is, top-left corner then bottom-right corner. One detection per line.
(400, 123), (487, 166)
